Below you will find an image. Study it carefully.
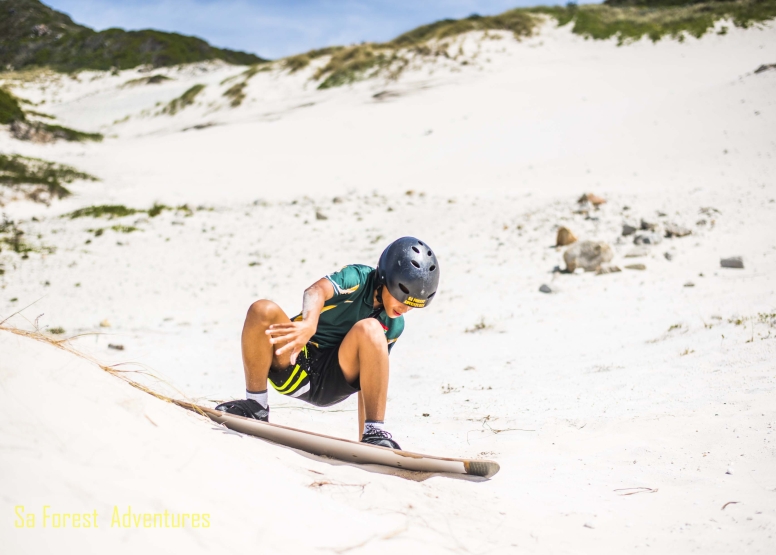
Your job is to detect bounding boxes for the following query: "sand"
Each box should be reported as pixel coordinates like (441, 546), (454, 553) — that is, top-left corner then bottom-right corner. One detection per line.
(1, 19), (775, 553)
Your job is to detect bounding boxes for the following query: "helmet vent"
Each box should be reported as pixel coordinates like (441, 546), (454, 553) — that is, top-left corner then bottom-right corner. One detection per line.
(411, 246), (420, 254)
(418, 240), (424, 246)
(429, 264), (436, 272)
(428, 292), (436, 299)
(399, 283), (410, 294)
(427, 250), (432, 256)
(411, 260), (420, 268)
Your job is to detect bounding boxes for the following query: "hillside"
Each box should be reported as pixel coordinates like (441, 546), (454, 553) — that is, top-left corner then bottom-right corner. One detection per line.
(0, 0), (266, 73)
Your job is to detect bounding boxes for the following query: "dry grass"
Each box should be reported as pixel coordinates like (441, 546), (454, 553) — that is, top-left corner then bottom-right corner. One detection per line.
(0, 324), (207, 418)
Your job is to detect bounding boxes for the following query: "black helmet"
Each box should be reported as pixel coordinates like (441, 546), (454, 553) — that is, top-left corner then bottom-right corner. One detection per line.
(377, 237), (439, 308)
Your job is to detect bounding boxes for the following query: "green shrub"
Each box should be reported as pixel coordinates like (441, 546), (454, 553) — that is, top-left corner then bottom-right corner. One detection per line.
(66, 205), (139, 219)
(0, 154), (97, 202)
(0, 88), (26, 124)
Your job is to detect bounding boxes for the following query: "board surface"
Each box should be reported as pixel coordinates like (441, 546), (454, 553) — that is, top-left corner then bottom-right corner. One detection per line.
(178, 402), (499, 478)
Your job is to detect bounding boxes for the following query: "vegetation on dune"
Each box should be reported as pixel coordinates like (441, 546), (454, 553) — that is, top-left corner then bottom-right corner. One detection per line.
(162, 84), (206, 115)
(532, 0), (776, 44)
(122, 74), (173, 87)
(0, 217), (54, 258)
(267, 0), (776, 90)
(0, 153), (97, 204)
(223, 82), (246, 107)
(66, 202), (193, 220)
(0, 0), (266, 73)
(1, 86), (103, 142)
(0, 88), (26, 124)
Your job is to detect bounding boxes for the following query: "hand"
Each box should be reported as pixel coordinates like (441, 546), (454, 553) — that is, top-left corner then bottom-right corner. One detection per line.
(266, 321), (315, 365)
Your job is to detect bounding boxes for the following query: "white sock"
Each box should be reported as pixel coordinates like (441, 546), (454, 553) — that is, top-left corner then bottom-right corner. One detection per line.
(364, 420), (384, 435)
(246, 389), (268, 408)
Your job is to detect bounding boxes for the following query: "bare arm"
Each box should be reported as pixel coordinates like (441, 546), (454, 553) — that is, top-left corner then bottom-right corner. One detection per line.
(267, 278), (334, 363)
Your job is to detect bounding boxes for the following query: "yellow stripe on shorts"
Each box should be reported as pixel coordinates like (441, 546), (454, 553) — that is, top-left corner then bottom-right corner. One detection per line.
(271, 364), (301, 392)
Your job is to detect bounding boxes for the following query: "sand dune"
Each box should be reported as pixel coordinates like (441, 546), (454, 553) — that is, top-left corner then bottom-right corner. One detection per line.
(1, 19), (775, 554)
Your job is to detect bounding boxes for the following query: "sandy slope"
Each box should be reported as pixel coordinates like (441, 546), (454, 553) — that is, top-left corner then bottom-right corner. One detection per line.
(1, 19), (775, 554)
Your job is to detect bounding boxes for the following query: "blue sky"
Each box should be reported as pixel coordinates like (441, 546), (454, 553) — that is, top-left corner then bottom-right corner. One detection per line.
(45, 0), (593, 59)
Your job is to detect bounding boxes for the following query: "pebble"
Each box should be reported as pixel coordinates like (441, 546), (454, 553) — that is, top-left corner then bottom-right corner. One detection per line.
(596, 265), (622, 275)
(625, 263), (646, 271)
(720, 256), (744, 269)
(634, 232), (662, 245)
(664, 252), (674, 261)
(625, 247), (649, 258)
(684, 282), (695, 287)
(664, 223), (692, 238)
(539, 284), (553, 294)
(622, 223), (638, 236)
(100, 319), (111, 328)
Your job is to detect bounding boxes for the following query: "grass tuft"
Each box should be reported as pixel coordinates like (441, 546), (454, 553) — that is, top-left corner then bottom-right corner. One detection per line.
(67, 205), (139, 219)
(162, 84), (206, 115)
(0, 154), (97, 205)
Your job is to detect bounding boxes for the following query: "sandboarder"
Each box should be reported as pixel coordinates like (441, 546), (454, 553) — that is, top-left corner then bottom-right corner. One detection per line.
(215, 236), (440, 449)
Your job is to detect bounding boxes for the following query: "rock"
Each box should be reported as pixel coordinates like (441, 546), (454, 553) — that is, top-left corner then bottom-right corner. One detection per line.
(539, 284), (553, 294)
(108, 344), (125, 351)
(99, 319), (111, 328)
(664, 223), (692, 238)
(721, 256), (744, 269)
(332, 196), (344, 204)
(684, 282), (695, 287)
(555, 226), (577, 246)
(634, 232), (662, 245)
(622, 223), (638, 236)
(563, 241), (614, 272)
(625, 247), (649, 258)
(596, 265), (621, 275)
(315, 210), (328, 221)
(640, 219), (658, 231)
(625, 263), (646, 271)
(578, 193), (606, 207)
(664, 252), (674, 261)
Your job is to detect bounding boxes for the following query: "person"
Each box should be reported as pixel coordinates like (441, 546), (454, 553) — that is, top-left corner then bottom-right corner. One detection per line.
(215, 236), (440, 449)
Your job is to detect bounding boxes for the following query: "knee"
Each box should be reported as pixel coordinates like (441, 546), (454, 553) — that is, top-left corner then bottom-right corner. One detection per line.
(246, 299), (280, 324)
(352, 318), (387, 348)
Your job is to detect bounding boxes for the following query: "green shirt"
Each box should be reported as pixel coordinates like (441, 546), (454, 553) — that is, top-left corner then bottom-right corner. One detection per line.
(293, 264), (404, 352)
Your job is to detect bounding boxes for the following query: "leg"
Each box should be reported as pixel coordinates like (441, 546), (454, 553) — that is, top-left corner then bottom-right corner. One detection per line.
(241, 299), (294, 392)
(338, 318), (390, 424)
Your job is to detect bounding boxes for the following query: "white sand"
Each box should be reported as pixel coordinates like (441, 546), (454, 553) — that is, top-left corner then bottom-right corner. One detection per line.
(1, 20), (775, 553)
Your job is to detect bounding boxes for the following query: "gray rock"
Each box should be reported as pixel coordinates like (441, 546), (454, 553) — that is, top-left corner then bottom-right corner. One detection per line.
(665, 223), (692, 238)
(640, 219), (658, 231)
(622, 223), (638, 236)
(563, 240), (614, 272)
(315, 210), (328, 220)
(539, 284), (553, 294)
(721, 256), (744, 269)
(664, 252), (674, 261)
(625, 247), (650, 258)
(625, 263), (646, 271)
(634, 232), (663, 245)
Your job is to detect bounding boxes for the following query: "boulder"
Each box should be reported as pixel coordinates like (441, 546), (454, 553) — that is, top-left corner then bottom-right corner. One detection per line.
(634, 232), (662, 245)
(665, 223), (692, 238)
(563, 241), (614, 273)
(556, 226), (577, 246)
(720, 256), (744, 269)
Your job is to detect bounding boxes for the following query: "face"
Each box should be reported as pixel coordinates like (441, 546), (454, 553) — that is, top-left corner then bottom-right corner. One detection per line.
(382, 287), (414, 319)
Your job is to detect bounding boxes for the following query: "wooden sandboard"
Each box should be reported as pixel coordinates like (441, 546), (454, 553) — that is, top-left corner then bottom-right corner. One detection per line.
(178, 402), (500, 479)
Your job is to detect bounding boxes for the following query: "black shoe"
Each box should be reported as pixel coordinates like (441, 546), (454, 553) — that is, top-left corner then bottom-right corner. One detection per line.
(361, 429), (401, 450)
(214, 399), (269, 422)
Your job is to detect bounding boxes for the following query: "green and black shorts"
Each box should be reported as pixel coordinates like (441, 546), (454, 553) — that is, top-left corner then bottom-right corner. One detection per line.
(268, 342), (360, 407)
